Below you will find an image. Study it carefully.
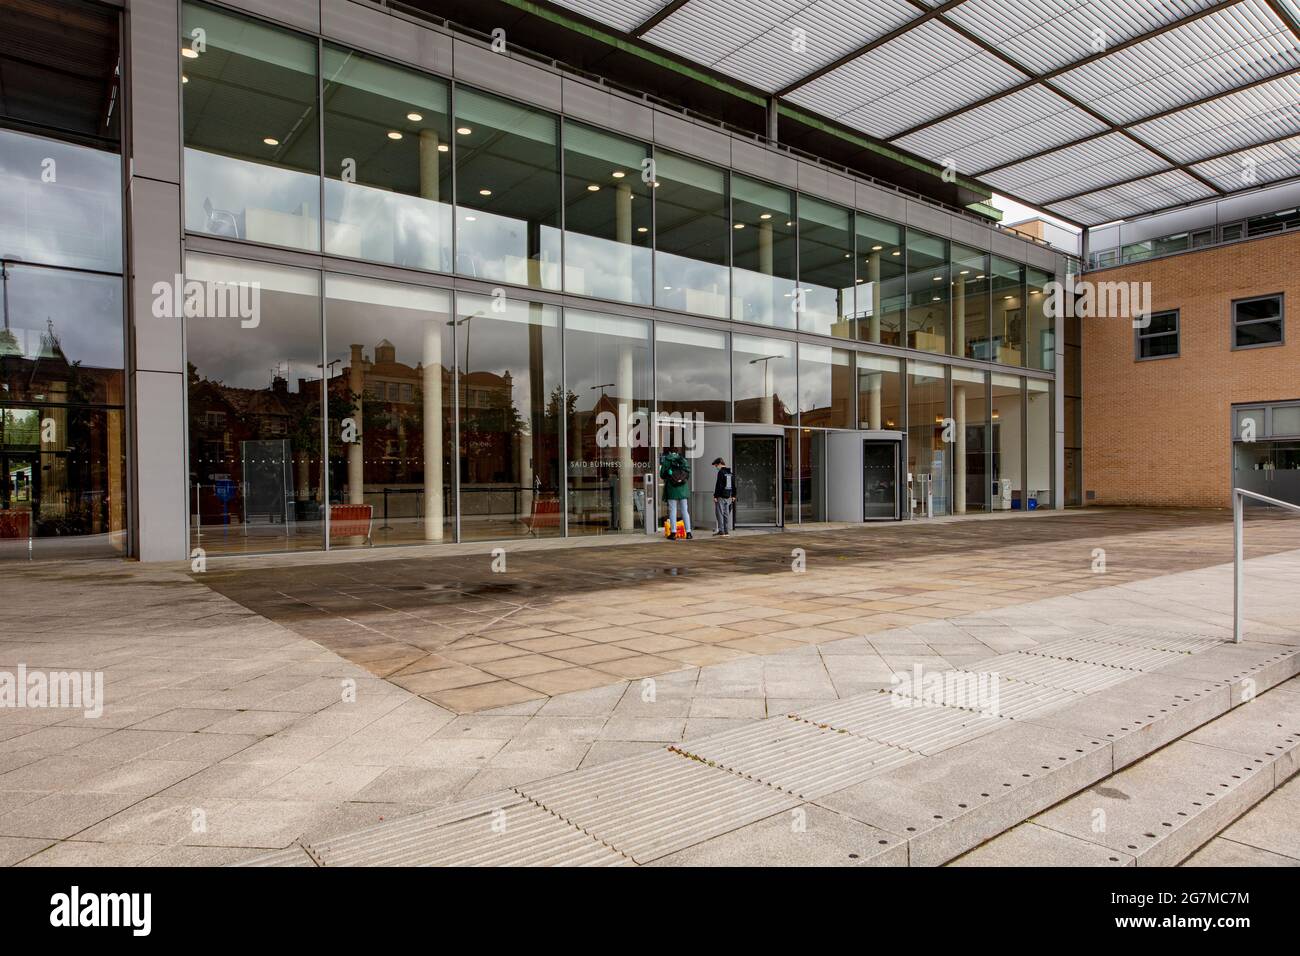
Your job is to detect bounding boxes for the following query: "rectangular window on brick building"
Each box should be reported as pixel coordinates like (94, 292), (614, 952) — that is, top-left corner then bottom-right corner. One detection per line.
(1136, 309), (1179, 360)
(1232, 294), (1284, 350)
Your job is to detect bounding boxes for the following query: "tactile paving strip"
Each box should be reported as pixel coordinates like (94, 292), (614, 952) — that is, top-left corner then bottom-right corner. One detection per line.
(1060, 625), (1224, 654)
(673, 718), (919, 798)
(515, 749), (799, 864)
(1020, 636), (1186, 671)
(300, 793), (629, 866)
(988, 653), (1139, 694)
(890, 669), (1080, 719)
(796, 691), (1007, 754)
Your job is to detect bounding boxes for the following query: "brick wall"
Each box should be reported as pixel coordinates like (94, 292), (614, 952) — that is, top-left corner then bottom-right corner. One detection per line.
(1082, 231), (1300, 508)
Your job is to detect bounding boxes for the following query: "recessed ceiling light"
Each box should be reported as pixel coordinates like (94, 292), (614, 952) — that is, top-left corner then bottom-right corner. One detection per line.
(759, 213), (772, 220)
(976, 274), (985, 279)
(933, 276), (942, 281)
(785, 221), (793, 226)
(612, 170), (625, 179)
(479, 188), (492, 196)
(587, 184), (600, 192)
(1004, 295), (1014, 300)
(891, 250), (901, 256)
(637, 226), (648, 233)
(932, 296), (941, 301)
(407, 112), (423, 122)
(387, 131), (403, 140)
(437, 143), (449, 153)
(262, 137), (280, 146)
(1030, 289), (1041, 295)
(456, 127), (472, 135)
(960, 270), (970, 275)
(871, 245), (883, 251)
(181, 75), (188, 84)
(652, 181), (661, 188)
(734, 223), (745, 229)
(844, 253), (851, 258)
(181, 47), (199, 59)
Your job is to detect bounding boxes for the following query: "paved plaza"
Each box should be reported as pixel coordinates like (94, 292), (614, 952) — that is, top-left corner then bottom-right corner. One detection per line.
(0, 508), (1297, 865)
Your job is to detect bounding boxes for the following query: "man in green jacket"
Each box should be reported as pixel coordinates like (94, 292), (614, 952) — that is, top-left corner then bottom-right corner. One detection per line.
(659, 450), (693, 540)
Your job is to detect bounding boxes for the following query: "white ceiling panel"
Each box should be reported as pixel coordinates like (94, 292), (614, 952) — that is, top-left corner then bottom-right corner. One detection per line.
(711, 0), (920, 94)
(547, 0), (670, 34)
(1131, 72), (1300, 163)
(1052, 0), (1300, 124)
(946, 0), (1225, 74)
(895, 85), (1109, 172)
(982, 133), (1171, 203)
(786, 19), (1024, 135)
(1192, 135), (1300, 189)
(1048, 169), (1218, 224)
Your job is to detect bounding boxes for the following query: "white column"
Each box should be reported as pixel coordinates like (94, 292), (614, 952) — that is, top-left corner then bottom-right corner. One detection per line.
(348, 344), (365, 506)
(869, 377), (882, 430)
(616, 345), (635, 532)
(954, 385), (967, 514)
(422, 324), (444, 540)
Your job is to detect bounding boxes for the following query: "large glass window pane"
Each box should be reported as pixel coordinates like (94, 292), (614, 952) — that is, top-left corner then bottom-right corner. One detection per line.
(185, 254), (324, 554)
(990, 256), (1025, 366)
(656, 323), (729, 422)
(855, 214), (904, 346)
(454, 88), (561, 291)
(322, 45), (452, 272)
(798, 197), (855, 338)
(953, 367), (987, 513)
(907, 360), (949, 515)
(565, 310), (652, 536)
(906, 230), (948, 353)
(655, 151), (729, 318)
(182, 2), (320, 250)
(1, 265), (124, 405)
(952, 244), (989, 360)
(0, 129), (122, 272)
(323, 276), (453, 548)
(798, 344), (853, 429)
(0, 405), (127, 560)
(733, 334), (795, 425)
(799, 429), (828, 522)
(857, 353), (901, 430)
(1026, 268), (1054, 370)
(456, 293), (561, 540)
(730, 175), (796, 328)
(991, 373), (1022, 511)
(563, 123), (652, 305)
(1027, 378), (1052, 508)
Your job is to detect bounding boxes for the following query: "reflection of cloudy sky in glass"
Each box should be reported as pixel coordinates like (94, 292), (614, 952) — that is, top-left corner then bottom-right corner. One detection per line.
(0, 129), (122, 272)
(655, 324), (727, 413)
(4, 266), (123, 371)
(324, 276), (451, 371)
(455, 294), (560, 411)
(184, 256), (320, 392)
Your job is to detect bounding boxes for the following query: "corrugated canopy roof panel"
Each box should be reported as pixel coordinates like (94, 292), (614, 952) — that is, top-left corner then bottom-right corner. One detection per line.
(547, 0), (1300, 226)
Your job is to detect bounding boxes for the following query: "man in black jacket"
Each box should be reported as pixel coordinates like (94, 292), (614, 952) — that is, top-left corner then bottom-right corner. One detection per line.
(711, 457), (735, 537)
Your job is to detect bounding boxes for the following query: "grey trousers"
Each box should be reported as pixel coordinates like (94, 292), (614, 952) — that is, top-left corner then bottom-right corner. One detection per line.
(714, 498), (732, 533)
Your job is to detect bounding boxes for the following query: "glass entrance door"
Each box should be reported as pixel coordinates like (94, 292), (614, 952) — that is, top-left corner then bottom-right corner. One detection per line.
(863, 440), (900, 520)
(733, 435), (782, 527)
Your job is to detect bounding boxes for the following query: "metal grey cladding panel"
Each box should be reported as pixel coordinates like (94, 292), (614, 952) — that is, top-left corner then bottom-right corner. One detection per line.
(129, 0), (181, 184)
(561, 79), (654, 142)
(130, 177), (183, 375)
(729, 138), (799, 188)
(990, 231), (1028, 261)
(321, 0), (421, 65)
(652, 111), (732, 167)
(857, 182), (907, 222)
(905, 203), (953, 238)
(217, 0), (320, 33)
(452, 39), (562, 113)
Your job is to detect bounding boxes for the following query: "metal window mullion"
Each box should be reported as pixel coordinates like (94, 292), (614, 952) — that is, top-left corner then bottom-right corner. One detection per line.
(560, 305), (569, 538)
(317, 35), (329, 553)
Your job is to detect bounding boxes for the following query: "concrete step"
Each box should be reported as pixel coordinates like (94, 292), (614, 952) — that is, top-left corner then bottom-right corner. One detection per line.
(950, 676), (1300, 866)
(237, 627), (1300, 867)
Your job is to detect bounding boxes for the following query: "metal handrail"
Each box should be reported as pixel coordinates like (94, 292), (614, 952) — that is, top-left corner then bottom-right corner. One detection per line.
(1233, 488), (1300, 643)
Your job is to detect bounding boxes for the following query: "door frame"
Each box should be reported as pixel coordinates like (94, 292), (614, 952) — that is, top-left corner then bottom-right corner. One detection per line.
(862, 438), (901, 521)
(731, 432), (784, 529)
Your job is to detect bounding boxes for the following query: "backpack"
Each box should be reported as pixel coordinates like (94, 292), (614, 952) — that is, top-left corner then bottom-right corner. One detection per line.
(663, 455), (689, 486)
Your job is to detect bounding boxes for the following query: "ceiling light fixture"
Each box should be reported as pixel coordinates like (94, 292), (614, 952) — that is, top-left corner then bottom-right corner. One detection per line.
(760, 213), (772, 220)
(871, 245), (883, 251)
(456, 127), (472, 135)
(612, 170), (625, 179)
(587, 184), (600, 192)
(262, 137), (279, 146)
(387, 131), (403, 140)
(479, 188), (492, 196)
(407, 112), (423, 122)
(437, 144), (449, 153)
(181, 47), (199, 59)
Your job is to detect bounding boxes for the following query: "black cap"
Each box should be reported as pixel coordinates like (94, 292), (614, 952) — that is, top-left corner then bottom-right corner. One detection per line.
(711, 457), (725, 465)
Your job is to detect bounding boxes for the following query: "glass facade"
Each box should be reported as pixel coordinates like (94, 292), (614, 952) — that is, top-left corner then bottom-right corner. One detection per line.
(730, 175), (796, 329)
(322, 45), (452, 271)
(454, 88), (562, 291)
(183, 2), (321, 250)
(906, 230), (948, 353)
(162, 0), (1063, 557)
